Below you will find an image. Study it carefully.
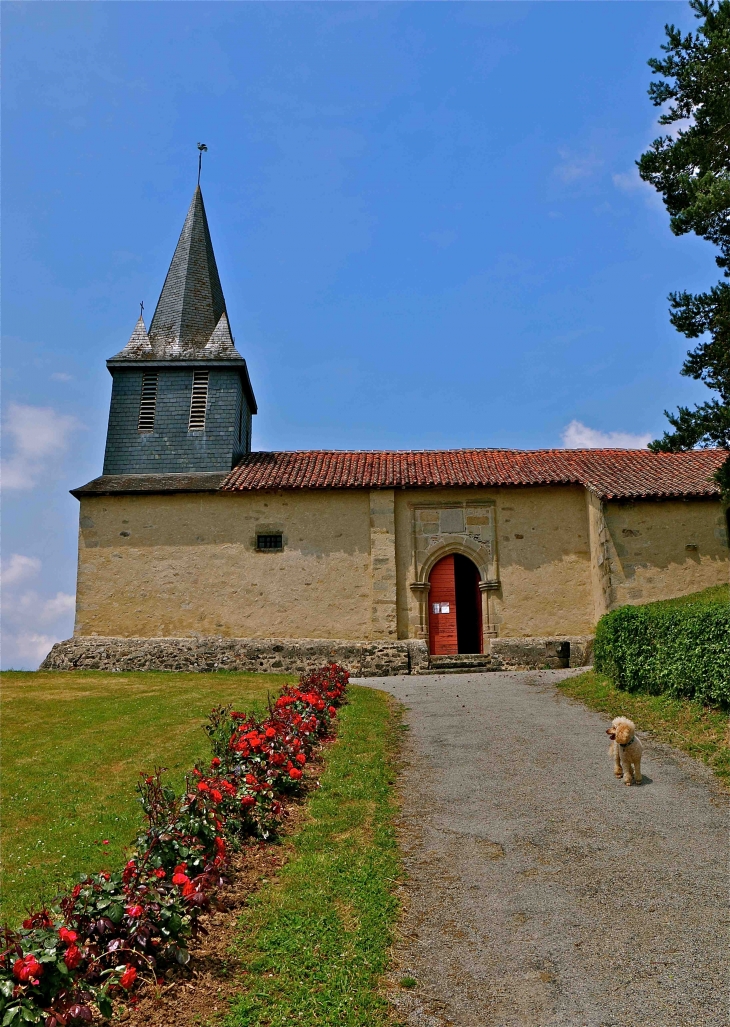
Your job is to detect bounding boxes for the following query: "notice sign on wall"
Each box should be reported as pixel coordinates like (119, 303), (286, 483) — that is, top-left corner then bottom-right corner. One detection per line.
(432, 602), (450, 614)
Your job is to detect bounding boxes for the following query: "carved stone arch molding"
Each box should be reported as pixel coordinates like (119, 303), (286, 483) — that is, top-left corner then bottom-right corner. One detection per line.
(416, 536), (491, 585)
(409, 502), (501, 644)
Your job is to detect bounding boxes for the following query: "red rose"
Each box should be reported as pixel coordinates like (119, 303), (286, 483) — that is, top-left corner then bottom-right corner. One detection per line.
(265, 726), (277, 739)
(241, 795), (256, 808)
(119, 965), (137, 989)
(13, 954), (43, 984)
(154, 868), (166, 879)
(197, 781), (210, 793)
(64, 945), (82, 970)
(182, 881), (197, 898)
(328, 706), (336, 716)
(211, 757), (221, 768)
(295, 753), (306, 765)
(289, 767), (303, 780)
(59, 927), (78, 944)
(172, 872), (190, 886)
(214, 837), (226, 857)
(125, 904), (143, 918)
(211, 789), (223, 803)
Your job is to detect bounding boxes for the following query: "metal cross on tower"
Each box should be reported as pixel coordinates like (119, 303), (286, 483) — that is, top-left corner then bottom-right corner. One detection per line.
(197, 142), (208, 185)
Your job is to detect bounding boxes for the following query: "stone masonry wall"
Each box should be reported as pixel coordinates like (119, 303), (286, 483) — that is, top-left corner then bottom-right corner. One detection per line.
(369, 489), (398, 639)
(40, 634), (593, 675)
(41, 636), (430, 677)
(489, 635), (594, 670)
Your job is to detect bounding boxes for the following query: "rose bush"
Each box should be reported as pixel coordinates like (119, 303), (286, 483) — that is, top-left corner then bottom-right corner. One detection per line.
(0, 664), (349, 1025)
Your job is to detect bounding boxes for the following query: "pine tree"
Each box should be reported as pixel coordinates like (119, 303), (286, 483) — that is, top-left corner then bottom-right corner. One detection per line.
(638, 0), (730, 492)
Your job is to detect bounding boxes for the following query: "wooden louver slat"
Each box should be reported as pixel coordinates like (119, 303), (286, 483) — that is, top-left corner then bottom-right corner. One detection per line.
(137, 373), (158, 432)
(188, 371), (209, 431)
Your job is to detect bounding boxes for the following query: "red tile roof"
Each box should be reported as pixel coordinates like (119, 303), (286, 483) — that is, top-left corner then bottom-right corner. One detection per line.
(221, 448), (726, 501)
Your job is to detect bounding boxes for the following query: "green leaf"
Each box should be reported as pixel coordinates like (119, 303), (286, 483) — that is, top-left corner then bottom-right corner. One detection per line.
(108, 903), (124, 924)
(98, 995), (114, 1019)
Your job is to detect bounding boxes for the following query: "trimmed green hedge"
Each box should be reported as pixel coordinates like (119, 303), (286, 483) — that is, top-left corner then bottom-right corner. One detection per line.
(594, 596), (730, 707)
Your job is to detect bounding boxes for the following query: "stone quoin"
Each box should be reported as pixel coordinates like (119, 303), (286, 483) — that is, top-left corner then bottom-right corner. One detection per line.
(42, 188), (730, 674)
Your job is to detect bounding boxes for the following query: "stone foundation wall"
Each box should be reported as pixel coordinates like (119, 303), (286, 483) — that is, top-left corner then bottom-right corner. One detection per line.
(489, 635), (594, 670)
(40, 634), (593, 676)
(40, 636), (430, 678)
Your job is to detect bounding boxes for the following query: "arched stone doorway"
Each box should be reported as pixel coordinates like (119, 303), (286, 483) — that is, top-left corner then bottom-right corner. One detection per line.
(428, 554), (483, 656)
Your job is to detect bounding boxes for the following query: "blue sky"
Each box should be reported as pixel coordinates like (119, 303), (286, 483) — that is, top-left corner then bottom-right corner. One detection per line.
(1, 1), (714, 668)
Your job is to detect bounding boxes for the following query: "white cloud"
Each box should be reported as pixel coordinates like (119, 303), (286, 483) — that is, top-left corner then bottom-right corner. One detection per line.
(554, 148), (603, 184)
(51, 372), (74, 382)
(10, 632), (61, 665)
(41, 592), (77, 621)
(1, 403), (81, 491)
(1, 553), (41, 587)
(561, 420), (652, 450)
(1, 553), (75, 669)
(611, 167), (664, 211)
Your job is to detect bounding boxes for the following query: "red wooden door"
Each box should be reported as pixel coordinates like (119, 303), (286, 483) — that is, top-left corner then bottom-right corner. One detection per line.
(428, 555), (458, 655)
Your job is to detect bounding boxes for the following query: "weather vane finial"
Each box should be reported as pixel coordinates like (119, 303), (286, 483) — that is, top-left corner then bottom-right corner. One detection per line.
(139, 300), (144, 319)
(197, 142), (208, 186)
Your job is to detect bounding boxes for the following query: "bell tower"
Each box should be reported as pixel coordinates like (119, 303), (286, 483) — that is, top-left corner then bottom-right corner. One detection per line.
(102, 186), (256, 475)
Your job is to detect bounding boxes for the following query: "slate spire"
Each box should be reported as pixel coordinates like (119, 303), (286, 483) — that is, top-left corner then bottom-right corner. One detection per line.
(147, 186), (229, 357)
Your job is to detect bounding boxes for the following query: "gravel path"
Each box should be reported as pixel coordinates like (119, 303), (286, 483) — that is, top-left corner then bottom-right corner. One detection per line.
(357, 670), (728, 1027)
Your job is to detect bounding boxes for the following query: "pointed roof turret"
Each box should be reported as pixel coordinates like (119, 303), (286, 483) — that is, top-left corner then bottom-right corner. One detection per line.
(204, 312), (239, 358)
(147, 186), (229, 357)
(112, 315), (152, 359)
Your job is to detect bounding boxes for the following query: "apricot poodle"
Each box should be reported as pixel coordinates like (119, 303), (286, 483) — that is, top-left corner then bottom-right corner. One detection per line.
(607, 716), (643, 786)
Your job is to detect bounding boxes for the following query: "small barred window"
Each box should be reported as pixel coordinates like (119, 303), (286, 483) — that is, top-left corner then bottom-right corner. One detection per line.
(257, 533), (283, 551)
(137, 373), (158, 432)
(188, 371), (209, 431)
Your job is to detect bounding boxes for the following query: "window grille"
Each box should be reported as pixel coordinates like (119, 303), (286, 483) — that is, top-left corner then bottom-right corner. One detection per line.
(137, 373), (158, 432)
(257, 533), (283, 551)
(188, 371), (209, 431)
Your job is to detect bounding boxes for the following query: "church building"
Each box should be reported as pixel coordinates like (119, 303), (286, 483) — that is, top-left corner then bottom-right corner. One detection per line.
(43, 188), (729, 675)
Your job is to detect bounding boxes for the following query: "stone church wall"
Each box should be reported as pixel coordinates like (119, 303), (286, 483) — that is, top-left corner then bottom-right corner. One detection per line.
(601, 498), (728, 607)
(71, 485), (728, 650)
(75, 490), (374, 640)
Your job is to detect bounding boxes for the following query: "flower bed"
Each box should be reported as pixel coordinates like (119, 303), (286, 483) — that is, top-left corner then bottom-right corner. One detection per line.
(0, 665), (349, 1026)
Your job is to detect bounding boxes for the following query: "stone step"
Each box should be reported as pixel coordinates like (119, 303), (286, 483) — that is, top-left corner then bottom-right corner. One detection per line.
(424, 654), (495, 675)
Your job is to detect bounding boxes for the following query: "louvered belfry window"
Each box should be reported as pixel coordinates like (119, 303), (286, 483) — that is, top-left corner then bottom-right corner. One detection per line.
(188, 371), (209, 431)
(137, 373), (158, 432)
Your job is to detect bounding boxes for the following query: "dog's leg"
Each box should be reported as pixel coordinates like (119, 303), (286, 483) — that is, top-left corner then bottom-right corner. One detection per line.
(633, 755), (642, 785)
(620, 750), (634, 786)
(612, 742), (623, 778)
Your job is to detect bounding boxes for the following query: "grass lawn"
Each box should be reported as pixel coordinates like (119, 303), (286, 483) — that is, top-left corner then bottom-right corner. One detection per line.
(226, 684), (402, 1027)
(0, 670), (294, 926)
(558, 670), (730, 787)
(646, 582), (729, 609)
